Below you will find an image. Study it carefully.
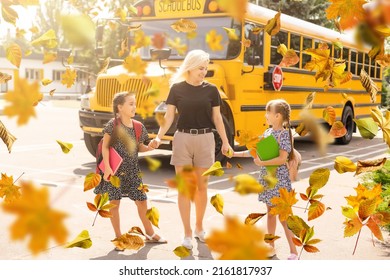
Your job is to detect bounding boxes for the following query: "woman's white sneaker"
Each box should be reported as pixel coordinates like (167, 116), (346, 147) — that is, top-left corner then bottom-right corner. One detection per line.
(182, 237), (193, 250)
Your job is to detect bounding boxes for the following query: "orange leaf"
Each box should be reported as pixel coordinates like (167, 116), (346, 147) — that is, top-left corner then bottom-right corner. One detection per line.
(326, 0), (366, 30)
(323, 106), (336, 125)
(152, 33), (166, 49)
(300, 193), (309, 201)
(343, 217), (363, 237)
(84, 173), (101, 191)
(308, 200), (325, 221)
(292, 237), (303, 247)
(329, 121), (347, 138)
(366, 217), (384, 241)
(269, 188), (298, 221)
(303, 244), (320, 253)
(98, 209), (112, 218)
(226, 161), (232, 169)
(3, 78), (43, 126)
(86, 202), (97, 212)
(244, 213), (266, 225)
(356, 158), (387, 175)
(2, 181), (68, 255)
(0, 173), (21, 203)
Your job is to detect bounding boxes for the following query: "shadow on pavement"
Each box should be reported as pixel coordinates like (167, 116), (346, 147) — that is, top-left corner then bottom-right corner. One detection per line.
(90, 243), (164, 260)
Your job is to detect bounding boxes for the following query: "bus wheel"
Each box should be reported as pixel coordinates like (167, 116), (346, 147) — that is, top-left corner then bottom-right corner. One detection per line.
(213, 115), (234, 164)
(336, 106), (354, 145)
(84, 133), (101, 157)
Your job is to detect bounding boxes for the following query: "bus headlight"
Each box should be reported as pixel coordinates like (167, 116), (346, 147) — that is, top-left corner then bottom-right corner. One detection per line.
(80, 94), (90, 110)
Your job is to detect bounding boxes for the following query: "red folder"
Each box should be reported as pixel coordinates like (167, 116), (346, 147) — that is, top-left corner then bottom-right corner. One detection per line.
(98, 147), (123, 176)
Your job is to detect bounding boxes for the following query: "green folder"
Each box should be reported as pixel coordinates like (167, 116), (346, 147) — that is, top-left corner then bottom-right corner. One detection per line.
(256, 134), (279, 161)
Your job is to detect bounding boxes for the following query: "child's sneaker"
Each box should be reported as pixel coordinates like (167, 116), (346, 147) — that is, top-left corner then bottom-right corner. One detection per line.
(287, 253), (299, 260)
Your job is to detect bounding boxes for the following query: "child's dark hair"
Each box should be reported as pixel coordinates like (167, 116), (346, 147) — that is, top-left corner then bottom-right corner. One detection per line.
(110, 91), (136, 146)
(266, 99), (295, 160)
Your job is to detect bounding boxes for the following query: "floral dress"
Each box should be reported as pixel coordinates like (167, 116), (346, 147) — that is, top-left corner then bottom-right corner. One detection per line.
(258, 128), (292, 207)
(94, 118), (148, 201)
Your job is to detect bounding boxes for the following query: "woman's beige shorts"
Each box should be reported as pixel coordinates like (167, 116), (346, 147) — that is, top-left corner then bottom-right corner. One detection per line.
(170, 131), (215, 168)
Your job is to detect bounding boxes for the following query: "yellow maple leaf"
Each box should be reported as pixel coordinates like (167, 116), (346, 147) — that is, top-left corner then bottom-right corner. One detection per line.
(206, 216), (269, 260)
(2, 181), (68, 255)
(123, 53), (147, 75)
(132, 30), (151, 50)
(31, 29), (58, 49)
(205, 29), (224, 51)
(4, 78), (43, 125)
(345, 183), (382, 211)
(0, 173), (21, 203)
(167, 37), (188, 56)
(269, 188), (298, 221)
(43, 51), (57, 64)
(217, 0), (248, 21)
(235, 130), (259, 149)
(326, 0), (366, 30)
(61, 68), (77, 88)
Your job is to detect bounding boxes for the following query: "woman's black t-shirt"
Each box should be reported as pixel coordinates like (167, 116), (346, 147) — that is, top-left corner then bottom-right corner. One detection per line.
(166, 81), (221, 129)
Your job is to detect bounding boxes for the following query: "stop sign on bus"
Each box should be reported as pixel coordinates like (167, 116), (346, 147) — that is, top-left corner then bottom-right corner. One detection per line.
(272, 66), (283, 91)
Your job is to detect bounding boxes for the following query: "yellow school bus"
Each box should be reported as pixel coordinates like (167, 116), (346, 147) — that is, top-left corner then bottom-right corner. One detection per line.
(79, 0), (383, 160)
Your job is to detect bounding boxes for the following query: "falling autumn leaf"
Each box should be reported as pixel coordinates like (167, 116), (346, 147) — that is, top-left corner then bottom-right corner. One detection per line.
(264, 234), (281, 244)
(355, 158), (387, 175)
(223, 27), (239, 40)
(323, 106), (336, 125)
(304, 92), (316, 109)
(173, 246), (191, 258)
(112, 233), (144, 251)
(375, 54), (390, 67)
(4, 78), (43, 125)
(371, 107), (390, 147)
(269, 188), (298, 221)
(210, 194), (224, 215)
(65, 230), (92, 249)
(167, 37), (187, 56)
(56, 140), (73, 154)
(308, 201), (326, 221)
(226, 161), (232, 169)
(0, 120), (17, 153)
(205, 29), (224, 51)
(166, 166), (198, 201)
(152, 33), (166, 49)
(49, 89), (56, 96)
(123, 53), (147, 75)
(128, 226), (145, 236)
(145, 156), (161, 171)
(41, 78), (53, 86)
(98, 57), (111, 75)
(61, 68), (77, 88)
(171, 18), (197, 33)
(42, 51), (57, 64)
(202, 161), (224, 176)
(2, 181), (68, 255)
(137, 183), (149, 194)
(132, 30), (151, 50)
(5, 43), (22, 68)
(353, 118), (378, 139)
(61, 14), (95, 47)
(206, 216), (269, 260)
(329, 121), (347, 138)
(87, 193), (117, 226)
(309, 168), (330, 190)
(0, 173), (21, 203)
(0, 72), (12, 84)
(326, 0), (366, 30)
(31, 29), (58, 49)
(277, 44), (299, 67)
(146, 207), (160, 228)
(264, 11), (281, 36)
(235, 130), (259, 149)
(244, 213), (266, 225)
(84, 172), (102, 192)
(360, 69), (379, 103)
(109, 175), (120, 188)
(2, 4), (18, 25)
(233, 174), (263, 195)
(334, 156), (357, 174)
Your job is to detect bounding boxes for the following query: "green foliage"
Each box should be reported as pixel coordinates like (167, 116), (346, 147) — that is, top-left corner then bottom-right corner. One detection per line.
(252, 0), (332, 28)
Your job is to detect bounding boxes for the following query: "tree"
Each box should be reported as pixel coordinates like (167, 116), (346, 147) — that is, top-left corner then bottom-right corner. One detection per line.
(251, 0), (332, 28)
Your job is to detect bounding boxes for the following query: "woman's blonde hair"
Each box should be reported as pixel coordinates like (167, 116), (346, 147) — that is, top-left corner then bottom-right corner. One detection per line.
(170, 49), (210, 87)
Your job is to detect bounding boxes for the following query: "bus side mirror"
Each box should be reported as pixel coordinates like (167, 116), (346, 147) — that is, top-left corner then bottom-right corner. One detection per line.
(247, 56), (261, 66)
(150, 48), (171, 60)
(248, 30), (260, 47)
(96, 25), (104, 42)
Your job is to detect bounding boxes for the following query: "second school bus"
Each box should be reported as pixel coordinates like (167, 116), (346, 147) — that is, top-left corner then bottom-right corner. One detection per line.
(79, 0), (383, 160)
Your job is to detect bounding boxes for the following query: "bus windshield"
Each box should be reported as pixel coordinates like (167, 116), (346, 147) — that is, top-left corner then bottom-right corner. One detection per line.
(106, 17), (242, 60)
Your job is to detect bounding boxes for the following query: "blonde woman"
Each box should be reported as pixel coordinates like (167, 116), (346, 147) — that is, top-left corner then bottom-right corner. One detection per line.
(149, 50), (232, 249)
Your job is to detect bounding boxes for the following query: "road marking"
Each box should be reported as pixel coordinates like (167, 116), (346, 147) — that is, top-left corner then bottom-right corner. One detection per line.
(0, 140), (84, 154)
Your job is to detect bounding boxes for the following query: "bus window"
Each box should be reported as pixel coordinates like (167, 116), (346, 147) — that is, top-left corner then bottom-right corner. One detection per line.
(350, 51), (357, 75)
(342, 48), (349, 72)
(244, 23), (264, 65)
(357, 52), (363, 75)
(370, 56), (376, 78)
(270, 31), (288, 65)
(302, 37), (312, 68)
(290, 33), (300, 68)
(375, 62), (381, 79)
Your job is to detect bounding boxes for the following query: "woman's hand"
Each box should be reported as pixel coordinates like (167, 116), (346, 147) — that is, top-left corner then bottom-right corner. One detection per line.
(103, 166), (114, 181)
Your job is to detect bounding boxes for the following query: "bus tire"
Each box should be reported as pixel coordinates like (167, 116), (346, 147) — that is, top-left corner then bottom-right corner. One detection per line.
(213, 115), (234, 164)
(84, 133), (101, 157)
(336, 105), (354, 145)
